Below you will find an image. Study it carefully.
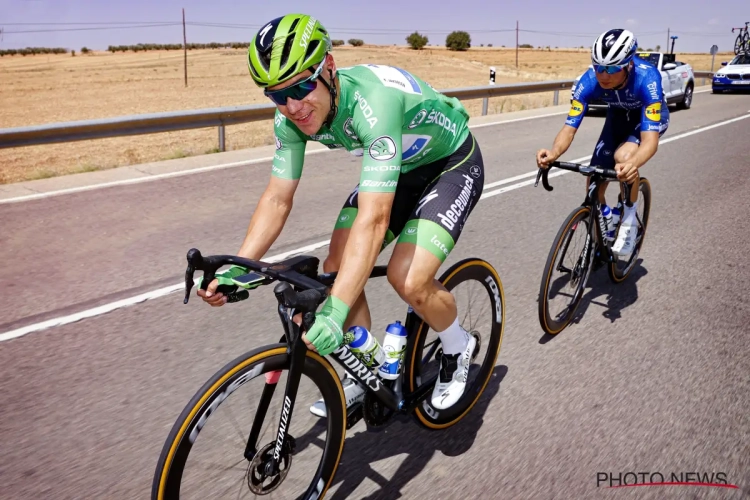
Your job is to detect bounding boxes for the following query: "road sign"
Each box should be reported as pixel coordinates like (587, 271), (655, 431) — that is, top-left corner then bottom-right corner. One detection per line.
(710, 44), (719, 55)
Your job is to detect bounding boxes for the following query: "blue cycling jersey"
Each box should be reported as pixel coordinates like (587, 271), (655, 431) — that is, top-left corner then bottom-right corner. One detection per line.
(566, 56), (669, 133)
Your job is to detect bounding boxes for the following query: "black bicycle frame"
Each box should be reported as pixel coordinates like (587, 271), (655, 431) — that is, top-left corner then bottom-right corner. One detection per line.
(536, 161), (633, 265)
(183, 248), (439, 475)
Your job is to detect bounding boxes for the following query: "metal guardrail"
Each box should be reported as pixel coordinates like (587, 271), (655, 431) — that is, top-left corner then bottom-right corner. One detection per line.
(0, 73), (714, 151)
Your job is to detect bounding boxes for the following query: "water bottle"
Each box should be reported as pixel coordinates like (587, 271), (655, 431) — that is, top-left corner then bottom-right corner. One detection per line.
(600, 204), (614, 242)
(347, 326), (385, 368)
(378, 321), (408, 380)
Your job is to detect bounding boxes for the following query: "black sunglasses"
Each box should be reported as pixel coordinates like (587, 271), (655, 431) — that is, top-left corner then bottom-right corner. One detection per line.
(264, 59), (326, 106)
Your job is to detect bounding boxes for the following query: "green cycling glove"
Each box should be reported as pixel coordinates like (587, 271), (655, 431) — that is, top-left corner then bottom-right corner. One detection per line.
(305, 295), (350, 356)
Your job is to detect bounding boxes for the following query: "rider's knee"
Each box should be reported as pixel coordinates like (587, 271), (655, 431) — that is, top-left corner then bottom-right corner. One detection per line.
(388, 266), (430, 307)
(614, 148), (634, 163)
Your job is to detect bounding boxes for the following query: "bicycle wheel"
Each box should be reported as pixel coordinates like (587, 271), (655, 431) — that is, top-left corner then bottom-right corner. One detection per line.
(735, 34), (744, 55)
(608, 177), (651, 283)
(152, 344), (347, 500)
(404, 258), (505, 430)
(538, 206), (595, 335)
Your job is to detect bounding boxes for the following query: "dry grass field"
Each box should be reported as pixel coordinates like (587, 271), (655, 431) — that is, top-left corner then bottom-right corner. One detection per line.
(0, 45), (728, 184)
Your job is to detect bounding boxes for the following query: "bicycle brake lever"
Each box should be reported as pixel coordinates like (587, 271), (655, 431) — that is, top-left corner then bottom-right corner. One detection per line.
(184, 248), (204, 304)
(534, 167), (543, 187)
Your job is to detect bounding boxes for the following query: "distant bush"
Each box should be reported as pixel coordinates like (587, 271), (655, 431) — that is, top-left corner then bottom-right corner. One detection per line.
(446, 31), (471, 51)
(519, 43), (533, 49)
(0, 47), (68, 56)
(331, 39), (345, 47)
(348, 38), (364, 47)
(81, 47), (91, 54)
(105, 42), (250, 53)
(406, 31), (428, 50)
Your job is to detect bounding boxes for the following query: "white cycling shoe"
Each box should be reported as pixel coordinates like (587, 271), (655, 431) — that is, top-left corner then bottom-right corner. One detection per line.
(612, 214), (637, 259)
(430, 331), (477, 410)
(309, 372), (365, 418)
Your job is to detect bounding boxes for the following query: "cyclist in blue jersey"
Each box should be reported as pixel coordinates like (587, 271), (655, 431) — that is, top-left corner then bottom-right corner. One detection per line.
(536, 29), (669, 258)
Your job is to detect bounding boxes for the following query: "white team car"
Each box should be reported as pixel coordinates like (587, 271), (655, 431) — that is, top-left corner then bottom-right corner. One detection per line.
(712, 53), (750, 93)
(571, 52), (695, 110)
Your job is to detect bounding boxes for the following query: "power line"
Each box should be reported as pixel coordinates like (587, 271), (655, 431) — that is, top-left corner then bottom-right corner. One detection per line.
(1, 23), (182, 34)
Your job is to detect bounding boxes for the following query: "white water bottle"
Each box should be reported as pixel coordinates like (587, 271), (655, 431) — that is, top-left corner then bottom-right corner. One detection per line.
(347, 326), (385, 368)
(378, 321), (408, 380)
(600, 204), (614, 242)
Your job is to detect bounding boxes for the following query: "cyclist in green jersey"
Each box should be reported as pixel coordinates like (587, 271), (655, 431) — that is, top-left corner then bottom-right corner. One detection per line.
(197, 14), (486, 414)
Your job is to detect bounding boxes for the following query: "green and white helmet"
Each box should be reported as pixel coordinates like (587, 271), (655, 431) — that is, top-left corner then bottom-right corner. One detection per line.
(247, 14), (331, 88)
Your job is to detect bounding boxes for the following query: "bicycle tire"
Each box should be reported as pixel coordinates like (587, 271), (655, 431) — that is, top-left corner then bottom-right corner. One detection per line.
(152, 344), (346, 500)
(404, 258), (505, 430)
(538, 206), (594, 335)
(608, 177), (651, 283)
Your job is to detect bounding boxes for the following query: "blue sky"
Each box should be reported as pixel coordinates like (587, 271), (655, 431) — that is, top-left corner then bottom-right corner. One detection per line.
(0, 0), (745, 55)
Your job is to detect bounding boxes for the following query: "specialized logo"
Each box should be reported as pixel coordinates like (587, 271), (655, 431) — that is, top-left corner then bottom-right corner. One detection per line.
(437, 174), (474, 230)
(408, 109), (428, 129)
(368, 136), (397, 161)
(402, 134), (432, 162)
(299, 17), (317, 49)
(273, 396), (292, 460)
(415, 189), (438, 216)
(259, 23), (273, 47)
(275, 136), (282, 150)
(569, 99), (584, 117)
(425, 110), (457, 136)
(354, 90), (378, 128)
(645, 102), (661, 122)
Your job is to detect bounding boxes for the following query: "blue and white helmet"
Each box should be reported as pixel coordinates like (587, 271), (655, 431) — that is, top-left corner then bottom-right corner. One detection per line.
(592, 29), (638, 66)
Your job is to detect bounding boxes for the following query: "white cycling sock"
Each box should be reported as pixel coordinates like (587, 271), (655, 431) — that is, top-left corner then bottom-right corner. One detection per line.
(622, 201), (638, 225)
(436, 316), (468, 355)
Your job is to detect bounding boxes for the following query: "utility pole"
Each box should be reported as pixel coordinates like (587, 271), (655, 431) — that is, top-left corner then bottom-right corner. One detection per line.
(515, 20), (519, 68)
(183, 8), (188, 87)
(666, 28), (670, 53)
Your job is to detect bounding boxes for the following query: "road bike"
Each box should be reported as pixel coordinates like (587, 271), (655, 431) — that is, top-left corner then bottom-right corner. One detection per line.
(733, 22), (749, 55)
(535, 161), (651, 335)
(152, 247), (505, 499)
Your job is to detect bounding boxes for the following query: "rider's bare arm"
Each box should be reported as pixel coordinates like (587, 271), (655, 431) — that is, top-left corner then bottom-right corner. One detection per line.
(538, 125), (577, 166)
(237, 176), (300, 260)
(629, 130), (659, 169)
(329, 191), (394, 307)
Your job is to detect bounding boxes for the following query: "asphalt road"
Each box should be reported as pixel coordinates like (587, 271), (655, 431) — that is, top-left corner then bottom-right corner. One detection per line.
(1, 90), (749, 499)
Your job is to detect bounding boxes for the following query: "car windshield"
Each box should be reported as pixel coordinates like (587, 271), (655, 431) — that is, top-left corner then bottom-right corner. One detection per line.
(729, 54), (750, 65)
(636, 52), (661, 68)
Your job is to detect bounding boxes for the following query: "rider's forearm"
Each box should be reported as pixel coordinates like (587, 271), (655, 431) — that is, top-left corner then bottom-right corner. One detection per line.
(237, 192), (292, 260)
(330, 213), (389, 308)
(551, 126), (576, 158)
(630, 135), (659, 169)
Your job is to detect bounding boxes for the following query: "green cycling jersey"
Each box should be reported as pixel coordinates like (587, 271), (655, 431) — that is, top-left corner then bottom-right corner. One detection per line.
(271, 64), (471, 192)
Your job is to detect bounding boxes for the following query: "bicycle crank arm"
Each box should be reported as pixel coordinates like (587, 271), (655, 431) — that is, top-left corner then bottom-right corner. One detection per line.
(399, 373), (439, 413)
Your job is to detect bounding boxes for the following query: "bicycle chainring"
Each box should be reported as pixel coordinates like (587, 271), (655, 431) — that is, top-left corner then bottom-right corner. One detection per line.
(246, 438), (295, 495)
(363, 390), (395, 429)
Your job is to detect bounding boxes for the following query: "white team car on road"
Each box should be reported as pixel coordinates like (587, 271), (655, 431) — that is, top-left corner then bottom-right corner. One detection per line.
(571, 52), (695, 110)
(712, 53), (750, 93)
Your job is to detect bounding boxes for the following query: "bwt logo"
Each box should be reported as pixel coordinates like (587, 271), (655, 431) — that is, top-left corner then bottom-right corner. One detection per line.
(596, 471), (737, 490)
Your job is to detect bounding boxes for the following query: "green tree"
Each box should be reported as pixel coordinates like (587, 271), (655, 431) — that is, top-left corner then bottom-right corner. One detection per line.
(445, 30), (471, 51)
(406, 31), (428, 50)
(331, 39), (345, 47)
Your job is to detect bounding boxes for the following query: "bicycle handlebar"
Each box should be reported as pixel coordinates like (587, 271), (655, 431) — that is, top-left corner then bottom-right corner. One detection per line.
(534, 161), (619, 191)
(183, 248), (328, 311)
